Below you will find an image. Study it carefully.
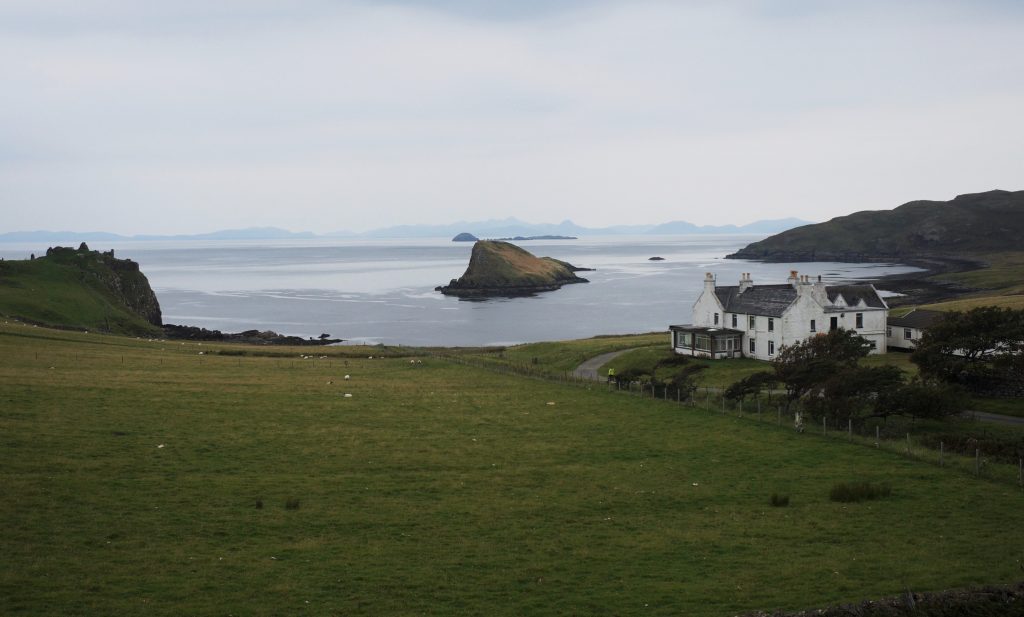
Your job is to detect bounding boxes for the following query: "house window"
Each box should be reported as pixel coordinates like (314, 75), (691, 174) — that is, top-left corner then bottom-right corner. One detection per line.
(830, 316), (838, 331)
(887, 327), (892, 337)
(731, 314), (737, 328)
(768, 340), (775, 356)
(904, 328), (912, 340)
(869, 340), (877, 349)
(810, 319), (816, 332)
(749, 339), (755, 353)
(714, 312), (719, 325)
(768, 318), (774, 332)
(749, 316), (755, 330)
(856, 313), (864, 329)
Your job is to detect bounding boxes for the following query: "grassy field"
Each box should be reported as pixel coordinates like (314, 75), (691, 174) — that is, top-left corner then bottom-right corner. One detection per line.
(919, 252), (1024, 311)
(3, 323), (1024, 616)
(496, 332), (666, 373)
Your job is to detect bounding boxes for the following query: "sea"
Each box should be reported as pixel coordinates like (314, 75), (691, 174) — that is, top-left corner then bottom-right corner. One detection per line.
(0, 236), (920, 347)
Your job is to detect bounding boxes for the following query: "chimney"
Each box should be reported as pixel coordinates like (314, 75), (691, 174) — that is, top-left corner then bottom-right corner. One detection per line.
(787, 270), (799, 288)
(813, 274), (828, 303)
(704, 272), (716, 294)
(738, 272), (753, 294)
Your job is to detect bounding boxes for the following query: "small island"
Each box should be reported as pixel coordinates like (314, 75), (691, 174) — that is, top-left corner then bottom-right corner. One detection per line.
(436, 240), (590, 298)
(648, 256), (665, 261)
(452, 233), (576, 242)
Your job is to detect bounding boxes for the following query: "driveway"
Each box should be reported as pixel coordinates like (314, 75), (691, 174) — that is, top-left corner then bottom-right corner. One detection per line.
(573, 348), (645, 381)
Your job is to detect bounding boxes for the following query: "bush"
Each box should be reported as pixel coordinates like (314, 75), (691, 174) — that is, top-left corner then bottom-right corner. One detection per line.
(285, 498), (301, 510)
(769, 493), (790, 507)
(829, 481), (891, 503)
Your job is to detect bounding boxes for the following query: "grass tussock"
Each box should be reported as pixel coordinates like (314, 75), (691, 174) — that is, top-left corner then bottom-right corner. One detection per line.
(829, 481), (892, 503)
(769, 493), (790, 507)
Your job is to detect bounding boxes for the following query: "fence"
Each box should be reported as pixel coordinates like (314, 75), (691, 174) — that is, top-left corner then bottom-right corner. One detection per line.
(435, 351), (1024, 489)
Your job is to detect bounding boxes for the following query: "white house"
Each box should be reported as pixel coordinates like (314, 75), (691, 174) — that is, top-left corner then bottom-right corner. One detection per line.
(670, 271), (889, 361)
(886, 309), (945, 351)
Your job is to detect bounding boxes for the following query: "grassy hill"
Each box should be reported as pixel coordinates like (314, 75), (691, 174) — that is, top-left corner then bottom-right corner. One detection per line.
(727, 189), (1024, 262)
(0, 244), (161, 336)
(3, 322), (1024, 615)
(438, 240), (588, 297)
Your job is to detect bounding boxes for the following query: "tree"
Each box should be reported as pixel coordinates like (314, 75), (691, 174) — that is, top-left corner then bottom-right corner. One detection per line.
(802, 364), (904, 423)
(773, 328), (872, 408)
(724, 371), (777, 402)
(875, 379), (966, 420)
(912, 307), (1024, 395)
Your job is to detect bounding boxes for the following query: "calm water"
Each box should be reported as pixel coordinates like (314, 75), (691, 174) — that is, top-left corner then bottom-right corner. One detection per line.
(0, 236), (919, 347)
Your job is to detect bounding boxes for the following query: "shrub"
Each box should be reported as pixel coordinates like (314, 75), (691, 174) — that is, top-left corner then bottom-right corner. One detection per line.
(285, 498), (300, 510)
(829, 481), (891, 503)
(769, 493), (790, 507)
(254, 498), (263, 509)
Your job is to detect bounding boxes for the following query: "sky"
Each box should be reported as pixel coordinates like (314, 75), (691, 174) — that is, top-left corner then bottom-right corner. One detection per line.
(2, 0), (1023, 234)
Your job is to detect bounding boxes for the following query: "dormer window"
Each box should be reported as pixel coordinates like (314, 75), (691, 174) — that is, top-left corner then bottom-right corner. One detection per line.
(714, 312), (719, 325)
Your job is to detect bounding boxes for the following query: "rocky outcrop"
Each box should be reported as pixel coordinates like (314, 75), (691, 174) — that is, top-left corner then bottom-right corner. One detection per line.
(163, 324), (342, 346)
(44, 244), (162, 325)
(436, 240), (589, 298)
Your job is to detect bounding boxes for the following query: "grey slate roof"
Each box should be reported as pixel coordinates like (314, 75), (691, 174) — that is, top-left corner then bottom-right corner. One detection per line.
(713, 283), (885, 317)
(826, 285), (887, 309)
(888, 309), (945, 329)
(714, 284), (796, 318)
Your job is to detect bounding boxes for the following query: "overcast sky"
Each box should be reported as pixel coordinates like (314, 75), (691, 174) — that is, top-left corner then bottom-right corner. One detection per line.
(2, 0), (1022, 234)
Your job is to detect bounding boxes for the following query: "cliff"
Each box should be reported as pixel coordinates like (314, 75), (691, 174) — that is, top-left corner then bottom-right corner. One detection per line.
(436, 240), (589, 297)
(0, 243), (162, 335)
(727, 189), (1024, 262)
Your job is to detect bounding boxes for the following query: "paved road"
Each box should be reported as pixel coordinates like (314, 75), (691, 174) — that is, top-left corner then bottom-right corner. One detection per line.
(572, 348), (641, 381)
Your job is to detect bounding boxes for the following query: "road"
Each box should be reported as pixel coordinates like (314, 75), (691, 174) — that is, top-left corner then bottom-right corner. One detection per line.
(572, 348), (641, 381)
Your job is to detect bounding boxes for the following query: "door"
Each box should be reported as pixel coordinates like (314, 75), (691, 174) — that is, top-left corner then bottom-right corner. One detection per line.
(830, 316), (838, 331)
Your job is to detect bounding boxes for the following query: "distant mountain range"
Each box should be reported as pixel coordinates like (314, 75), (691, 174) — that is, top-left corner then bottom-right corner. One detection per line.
(0, 217), (811, 243)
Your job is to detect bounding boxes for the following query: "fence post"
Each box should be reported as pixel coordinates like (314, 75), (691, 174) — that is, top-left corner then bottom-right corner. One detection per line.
(976, 448), (980, 476)
(875, 426), (880, 448)
(848, 419), (852, 440)
(823, 417), (827, 436)
(777, 407), (780, 425)
(906, 433), (910, 455)
(940, 441), (944, 467)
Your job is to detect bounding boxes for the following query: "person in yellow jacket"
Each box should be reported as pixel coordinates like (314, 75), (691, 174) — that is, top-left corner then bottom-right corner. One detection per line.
(607, 367), (616, 383)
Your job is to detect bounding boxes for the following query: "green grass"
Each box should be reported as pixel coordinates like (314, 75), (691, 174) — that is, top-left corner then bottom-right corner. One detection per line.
(0, 255), (160, 336)
(3, 323), (1024, 616)
(498, 332), (666, 373)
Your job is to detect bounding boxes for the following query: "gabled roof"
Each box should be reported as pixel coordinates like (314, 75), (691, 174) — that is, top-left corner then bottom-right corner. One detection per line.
(714, 284), (796, 318)
(713, 283), (887, 317)
(888, 308), (946, 329)
(826, 285), (887, 309)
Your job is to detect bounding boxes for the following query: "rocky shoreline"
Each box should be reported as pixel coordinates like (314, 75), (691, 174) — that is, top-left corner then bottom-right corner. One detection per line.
(162, 323), (342, 346)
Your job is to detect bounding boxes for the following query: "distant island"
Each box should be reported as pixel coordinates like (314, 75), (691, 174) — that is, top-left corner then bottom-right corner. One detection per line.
(452, 232), (577, 242)
(436, 240), (589, 298)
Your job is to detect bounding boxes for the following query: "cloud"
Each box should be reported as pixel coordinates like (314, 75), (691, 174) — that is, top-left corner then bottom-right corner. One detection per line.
(1, 1), (1022, 233)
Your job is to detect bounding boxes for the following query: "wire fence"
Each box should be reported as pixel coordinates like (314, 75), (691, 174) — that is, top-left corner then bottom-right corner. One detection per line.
(436, 352), (1024, 490)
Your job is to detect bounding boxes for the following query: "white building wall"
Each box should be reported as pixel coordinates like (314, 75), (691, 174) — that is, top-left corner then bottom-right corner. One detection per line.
(692, 289), (723, 328)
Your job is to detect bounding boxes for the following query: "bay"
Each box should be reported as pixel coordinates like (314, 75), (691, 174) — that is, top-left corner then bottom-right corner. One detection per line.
(0, 236), (920, 347)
